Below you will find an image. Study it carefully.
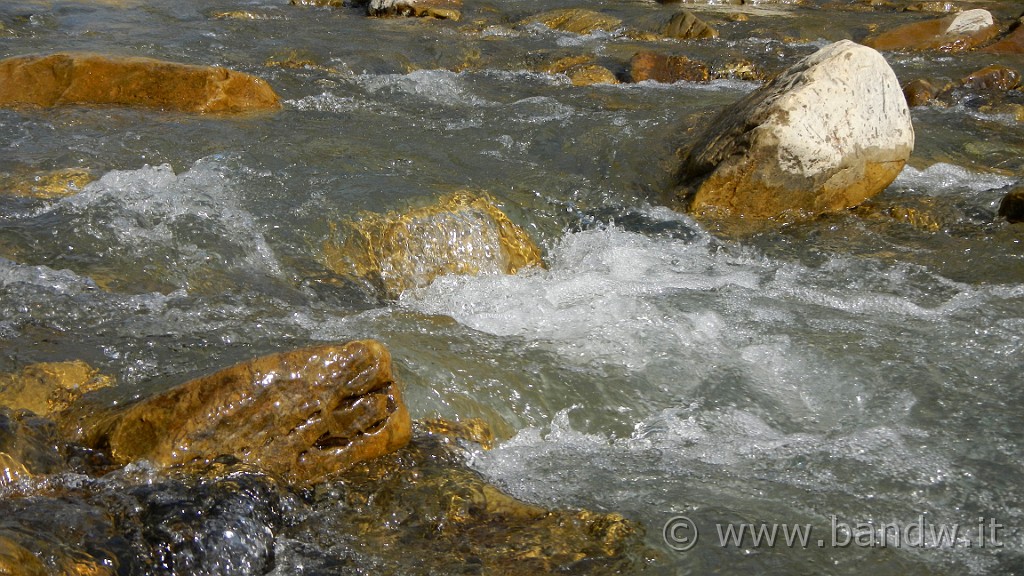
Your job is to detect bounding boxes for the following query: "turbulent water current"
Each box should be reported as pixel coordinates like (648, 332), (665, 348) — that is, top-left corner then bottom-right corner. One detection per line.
(1, 0), (1023, 574)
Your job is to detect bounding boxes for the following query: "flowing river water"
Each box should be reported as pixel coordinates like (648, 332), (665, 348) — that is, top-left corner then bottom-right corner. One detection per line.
(1, 0), (1023, 573)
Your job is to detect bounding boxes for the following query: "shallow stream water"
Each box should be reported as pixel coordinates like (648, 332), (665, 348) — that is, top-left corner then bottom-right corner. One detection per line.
(1, 0), (1023, 573)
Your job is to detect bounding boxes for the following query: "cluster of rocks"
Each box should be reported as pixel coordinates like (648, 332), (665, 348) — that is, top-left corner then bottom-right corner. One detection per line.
(0, 342), (647, 574)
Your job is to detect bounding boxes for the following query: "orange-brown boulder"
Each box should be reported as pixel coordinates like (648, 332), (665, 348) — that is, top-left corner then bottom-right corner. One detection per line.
(60, 341), (412, 484)
(980, 19), (1024, 54)
(960, 64), (1021, 91)
(0, 52), (281, 113)
(864, 9), (999, 52)
(629, 52), (710, 83)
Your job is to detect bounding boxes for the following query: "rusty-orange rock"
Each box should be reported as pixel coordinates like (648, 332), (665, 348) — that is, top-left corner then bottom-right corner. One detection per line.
(980, 19), (1024, 54)
(0, 52), (281, 113)
(629, 52), (710, 83)
(60, 341), (412, 484)
(864, 9), (999, 52)
(999, 188), (1024, 223)
(960, 64), (1021, 91)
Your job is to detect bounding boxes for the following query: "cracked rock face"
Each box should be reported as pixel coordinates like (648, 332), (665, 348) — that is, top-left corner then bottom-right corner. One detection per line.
(60, 340), (412, 484)
(673, 40), (914, 221)
(0, 52), (281, 114)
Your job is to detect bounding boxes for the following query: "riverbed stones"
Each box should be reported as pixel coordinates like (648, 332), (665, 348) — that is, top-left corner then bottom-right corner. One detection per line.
(673, 40), (914, 220)
(864, 9), (999, 52)
(0, 52), (281, 113)
(368, 0), (462, 20)
(60, 341), (412, 484)
(903, 65), (1021, 108)
(324, 193), (544, 299)
(999, 188), (1024, 223)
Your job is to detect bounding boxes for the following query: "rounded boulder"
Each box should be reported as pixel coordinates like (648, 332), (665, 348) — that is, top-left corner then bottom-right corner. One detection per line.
(673, 40), (914, 220)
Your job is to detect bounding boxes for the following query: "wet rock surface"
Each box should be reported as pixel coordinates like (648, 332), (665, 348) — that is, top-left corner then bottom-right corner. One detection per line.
(323, 193), (544, 299)
(368, 0), (462, 20)
(0, 420), (648, 575)
(863, 8), (999, 52)
(279, 430), (649, 575)
(0, 360), (113, 416)
(999, 188), (1024, 223)
(59, 340), (412, 485)
(629, 51), (710, 83)
(673, 40), (914, 220)
(0, 407), (68, 483)
(0, 52), (281, 113)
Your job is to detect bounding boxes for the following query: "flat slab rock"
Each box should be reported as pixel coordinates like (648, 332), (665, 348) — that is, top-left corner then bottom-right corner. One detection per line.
(0, 52), (281, 113)
(674, 40), (914, 220)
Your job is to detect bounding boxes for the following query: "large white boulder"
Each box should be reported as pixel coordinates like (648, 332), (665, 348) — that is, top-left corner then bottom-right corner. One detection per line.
(673, 40), (914, 220)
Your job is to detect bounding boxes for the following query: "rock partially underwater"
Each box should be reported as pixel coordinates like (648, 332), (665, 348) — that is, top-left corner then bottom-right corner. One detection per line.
(59, 340), (412, 485)
(0, 52), (281, 114)
(672, 40), (914, 221)
(323, 193), (543, 299)
(864, 9), (999, 52)
(0, 343), (649, 575)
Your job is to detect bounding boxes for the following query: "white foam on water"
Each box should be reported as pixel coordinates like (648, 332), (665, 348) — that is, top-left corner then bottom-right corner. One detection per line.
(55, 158), (283, 280)
(357, 69), (491, 108)
(286, 92), (359, 113)
(891, 163), (1018, 195)
(402, 217), (763, 370)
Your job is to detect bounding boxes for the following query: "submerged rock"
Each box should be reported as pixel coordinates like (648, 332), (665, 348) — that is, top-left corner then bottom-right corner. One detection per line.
(981, 17), (1024, 54)
(629, 9), (718, 40)
(864, 9), (999, 52)
(285, 430), (650, 574)
(323, 193), (543, 299)
(368, 0), (461, 20)
(543, 56), (619, 86)
(999, 188), (1024, 223)
(961, 64), (1021, 92)
(520, 8), (718, 42)
(0, 407), (68, 485)
(0, 498), (119, 576)
(60, 340), (412, 485)
(903, 65), (1022, 112)
(519, 8), (623, 35)
(672, 40), (914, 220)
(0, 168), (94, 199)
(0, 360), (113, 416)
(0, 52), (281, 113)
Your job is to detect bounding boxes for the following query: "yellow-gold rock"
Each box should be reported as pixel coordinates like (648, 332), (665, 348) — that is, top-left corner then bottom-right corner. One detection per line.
(324, 193), (543, 299)
(0, 52), (281, 114)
